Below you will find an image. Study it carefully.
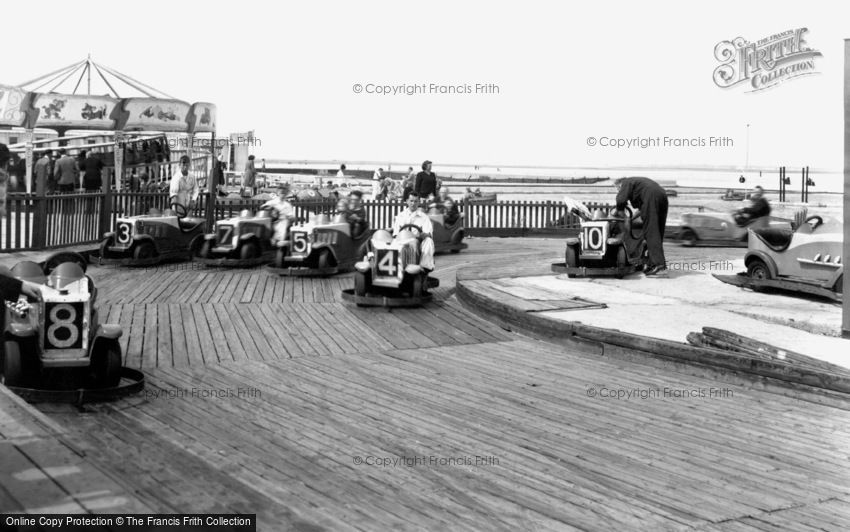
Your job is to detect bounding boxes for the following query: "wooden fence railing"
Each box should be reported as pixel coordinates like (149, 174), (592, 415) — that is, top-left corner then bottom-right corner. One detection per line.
(2, 193), (598, 252)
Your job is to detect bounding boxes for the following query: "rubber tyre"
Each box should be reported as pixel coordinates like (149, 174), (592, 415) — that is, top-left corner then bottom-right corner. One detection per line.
(747, 259), (771, 280)
(274, 247), (286, 268)
(99, 238), (113, 261)
(188, 237), (203, 261)
(3, 341), (24, 386)
(410, 275), (424, 298)
(450, 248), (461, 254)
(355, 271), (370, 296)
(240, 241), (259, 260)
(91, 343), (122, 388)
(317, 249), (331, 270)
(199, 240), (212, 258)
(133, 241), (155, 260)
(565, 244), (578, 279)
(680, 228), (698, 247)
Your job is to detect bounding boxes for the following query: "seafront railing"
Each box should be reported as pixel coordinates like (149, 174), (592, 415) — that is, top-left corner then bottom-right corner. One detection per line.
(1, 193), (605, 252)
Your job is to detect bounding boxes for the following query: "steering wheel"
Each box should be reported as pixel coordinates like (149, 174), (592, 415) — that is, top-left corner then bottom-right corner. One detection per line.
(398, 223), (423, 237)
(261, 204), (280, 222)
(806, 215), (824, 230)
(171, 202), (188, 218)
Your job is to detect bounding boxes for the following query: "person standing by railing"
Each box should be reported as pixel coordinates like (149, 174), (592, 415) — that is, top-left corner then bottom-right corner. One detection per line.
(242, 155), (257, 197)
(83, 151), (104, 192)
(414, 160), (437, 200)
(0, 143), (10, 218)
(169, 155), (199, 211)
(34, 151), (51, 195)
(54, 149), (79, 193)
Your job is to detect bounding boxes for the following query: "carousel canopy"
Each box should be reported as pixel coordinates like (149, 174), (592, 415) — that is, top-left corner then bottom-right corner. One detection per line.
(1, 57), (215, 134)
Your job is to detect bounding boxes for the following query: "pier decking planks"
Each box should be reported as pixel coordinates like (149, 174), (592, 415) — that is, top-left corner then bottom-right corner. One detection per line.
(24, 238), (850, 531)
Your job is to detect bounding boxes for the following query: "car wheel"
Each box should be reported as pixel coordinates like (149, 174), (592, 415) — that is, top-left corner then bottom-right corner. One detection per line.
(616, 246), (628, 269)
(90, 343), (122, 388)
(133, 241), (155, 260)
(354, 271), (371, 296)
(274, 247), (286, 268)
(565, 244), (578, 278)
(317, 249), (332, 270)
(240, 241), (259, 260)
(3, 340), (32, 386)
(99, 238), (113, 261)
(199, 240), (212, 258)
(410, 274), (424, 298)
(680, 228), (697, 247)
(747, 259), (772, 280)
(188, 237), (203, 261)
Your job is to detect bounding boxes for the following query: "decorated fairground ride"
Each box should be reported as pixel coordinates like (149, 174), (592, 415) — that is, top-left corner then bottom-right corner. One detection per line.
(0, 55), (218, 196)
(0, 57), (222, 399)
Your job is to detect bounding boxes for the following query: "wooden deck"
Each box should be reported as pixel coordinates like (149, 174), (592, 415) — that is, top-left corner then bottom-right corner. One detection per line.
(9, 238), (850, 530)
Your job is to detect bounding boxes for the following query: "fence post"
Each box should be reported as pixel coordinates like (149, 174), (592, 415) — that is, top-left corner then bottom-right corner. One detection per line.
(31, 192), (47, 249)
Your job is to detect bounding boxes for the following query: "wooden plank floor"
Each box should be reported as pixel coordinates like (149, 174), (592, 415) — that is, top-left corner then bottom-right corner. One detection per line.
(17, 238), (850, 530)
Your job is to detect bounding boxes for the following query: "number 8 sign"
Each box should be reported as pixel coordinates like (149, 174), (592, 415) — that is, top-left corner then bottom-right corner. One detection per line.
(46, 303), (80, 348)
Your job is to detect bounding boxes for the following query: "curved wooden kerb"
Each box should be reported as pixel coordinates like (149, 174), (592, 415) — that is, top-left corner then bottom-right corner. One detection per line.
(456, 263), (850, 396)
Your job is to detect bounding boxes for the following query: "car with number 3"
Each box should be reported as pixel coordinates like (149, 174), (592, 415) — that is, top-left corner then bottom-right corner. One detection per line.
(99, 203), (206, 265)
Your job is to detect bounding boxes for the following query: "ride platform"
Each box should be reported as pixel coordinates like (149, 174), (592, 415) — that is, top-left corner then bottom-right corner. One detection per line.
(3, 238), (850, 530)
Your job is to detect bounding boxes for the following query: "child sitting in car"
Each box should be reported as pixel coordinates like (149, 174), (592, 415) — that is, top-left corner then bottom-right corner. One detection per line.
(262, 187), (296, 244)
(345, 190), (369, 238)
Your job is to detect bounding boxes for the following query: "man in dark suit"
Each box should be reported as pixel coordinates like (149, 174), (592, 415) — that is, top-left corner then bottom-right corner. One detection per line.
(414, 160), (438, 199)
(615, 176), (669, 276)
(83, 152), (105, 191)
(54, 149), (79, 193)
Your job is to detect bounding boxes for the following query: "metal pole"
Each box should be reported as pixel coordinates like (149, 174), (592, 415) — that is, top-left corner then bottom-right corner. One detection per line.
(24, 129), (33, 194)
(207, 132), (216, 228)
(87, 53), (91, 95)
(842, 40), (850, 338)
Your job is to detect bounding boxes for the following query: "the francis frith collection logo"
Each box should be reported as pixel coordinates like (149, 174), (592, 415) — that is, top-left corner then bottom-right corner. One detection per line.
(713, 28), (822, 92)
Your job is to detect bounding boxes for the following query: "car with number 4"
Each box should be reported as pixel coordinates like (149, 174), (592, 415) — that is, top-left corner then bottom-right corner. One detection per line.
(342, 227), (439, 306)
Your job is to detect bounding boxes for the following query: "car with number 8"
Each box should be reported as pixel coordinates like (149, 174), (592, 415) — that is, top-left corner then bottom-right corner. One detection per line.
(2, 254), (123, 388)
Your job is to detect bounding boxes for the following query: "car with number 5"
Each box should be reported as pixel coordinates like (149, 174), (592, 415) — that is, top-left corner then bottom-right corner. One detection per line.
(267, 213), (372, 276)
(2, 255), (123, 388)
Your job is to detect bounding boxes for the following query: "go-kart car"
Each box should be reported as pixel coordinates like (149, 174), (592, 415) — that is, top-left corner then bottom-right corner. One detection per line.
(98, 203), (206, 265)
(341, 226), (439, 307)
(2, 256), (123, 388)
(267, 213), (372, 276)
(429, 212), (467, 254)
(721, 189), (747, 201)
(195, 208), (276, 267)
(714, 215), (843, 301)
(676, 211), (792, 247)
(552, 200), (647, 278)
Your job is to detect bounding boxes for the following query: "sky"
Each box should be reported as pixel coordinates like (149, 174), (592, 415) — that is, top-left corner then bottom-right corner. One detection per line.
(2, 0), (847, 171)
